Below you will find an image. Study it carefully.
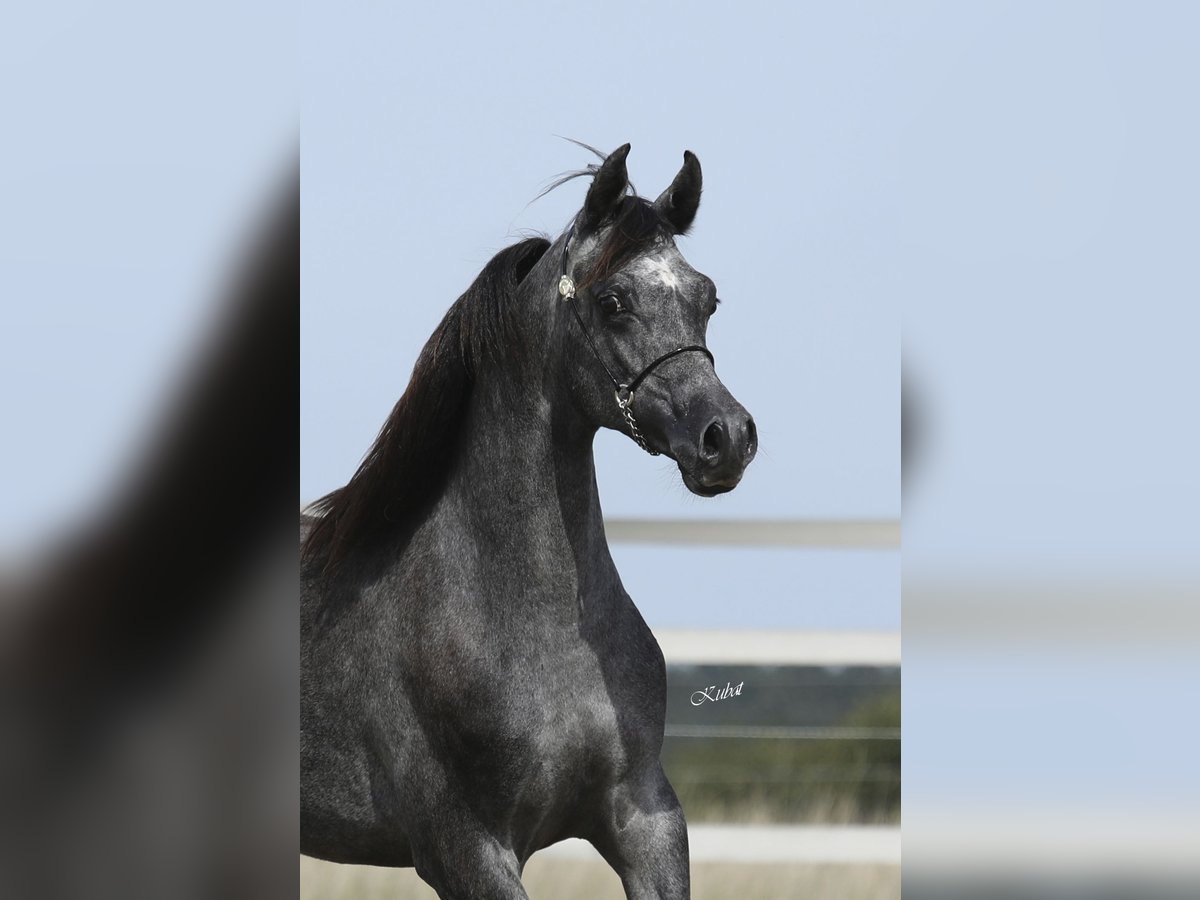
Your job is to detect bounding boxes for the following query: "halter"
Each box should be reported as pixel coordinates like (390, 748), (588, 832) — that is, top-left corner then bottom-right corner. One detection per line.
(557, 225), (714, 455)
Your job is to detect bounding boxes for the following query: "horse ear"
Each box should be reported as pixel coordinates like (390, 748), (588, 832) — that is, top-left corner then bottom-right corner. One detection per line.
(654, 151), (702, 234)
(582, 143), (631, 232)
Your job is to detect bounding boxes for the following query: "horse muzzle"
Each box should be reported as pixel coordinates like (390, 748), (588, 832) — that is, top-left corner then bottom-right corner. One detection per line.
(676, 407), (757, 496)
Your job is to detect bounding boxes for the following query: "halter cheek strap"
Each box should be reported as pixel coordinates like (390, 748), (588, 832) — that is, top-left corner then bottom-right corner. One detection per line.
(557, 226), (715, 456)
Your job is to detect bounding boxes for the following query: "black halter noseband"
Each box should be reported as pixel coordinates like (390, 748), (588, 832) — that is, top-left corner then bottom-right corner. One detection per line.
(557, 225), (714, 455)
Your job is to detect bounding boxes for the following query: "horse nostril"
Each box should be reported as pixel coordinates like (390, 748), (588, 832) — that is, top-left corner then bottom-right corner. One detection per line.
(745, 417), (758, 457)
(701, 420), (725, 462)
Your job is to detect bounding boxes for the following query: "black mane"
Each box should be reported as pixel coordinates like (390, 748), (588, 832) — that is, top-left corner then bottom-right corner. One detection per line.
(303, 160), (674, 578)
(302, 238), (549, 576)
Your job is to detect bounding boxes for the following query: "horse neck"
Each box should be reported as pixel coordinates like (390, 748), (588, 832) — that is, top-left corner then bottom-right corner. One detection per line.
(439, 249), (617, 595)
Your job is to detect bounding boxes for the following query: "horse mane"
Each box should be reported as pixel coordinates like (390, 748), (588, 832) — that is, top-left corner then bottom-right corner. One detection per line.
(302, 237), (550, 577)
(303, 154), (673, 579)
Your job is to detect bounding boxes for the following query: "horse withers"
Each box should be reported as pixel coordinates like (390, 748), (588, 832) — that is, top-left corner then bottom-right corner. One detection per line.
(301, 144), (756, 899)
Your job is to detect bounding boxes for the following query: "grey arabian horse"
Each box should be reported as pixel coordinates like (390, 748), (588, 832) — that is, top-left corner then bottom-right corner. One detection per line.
(301, 144), (757, 898)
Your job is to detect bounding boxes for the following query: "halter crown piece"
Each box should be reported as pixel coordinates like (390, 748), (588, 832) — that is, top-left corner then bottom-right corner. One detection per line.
(558, 225), (715, 456)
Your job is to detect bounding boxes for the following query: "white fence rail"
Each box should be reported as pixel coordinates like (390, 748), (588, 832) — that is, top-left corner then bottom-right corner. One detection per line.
(300, 508), (901, 549)
(655, 628), (900, 666)
(605, 518), (900, 548)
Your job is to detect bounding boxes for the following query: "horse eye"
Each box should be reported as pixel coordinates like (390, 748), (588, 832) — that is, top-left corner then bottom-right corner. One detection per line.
(598, 293), (625, 315)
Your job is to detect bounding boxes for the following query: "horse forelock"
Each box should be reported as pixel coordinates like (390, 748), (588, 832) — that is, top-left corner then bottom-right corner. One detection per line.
(575, 197), (675, 292)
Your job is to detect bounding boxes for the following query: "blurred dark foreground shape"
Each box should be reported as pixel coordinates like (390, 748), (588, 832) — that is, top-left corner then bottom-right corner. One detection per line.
(0, 175), (299, 900)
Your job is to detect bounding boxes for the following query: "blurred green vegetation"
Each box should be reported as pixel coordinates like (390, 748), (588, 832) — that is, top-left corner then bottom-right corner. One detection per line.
(662, 665), (900, 824)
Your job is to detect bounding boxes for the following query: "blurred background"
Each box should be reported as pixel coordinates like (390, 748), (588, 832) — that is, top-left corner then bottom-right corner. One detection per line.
(898, 3), (1200, 897)
(1, 3), (297, 900)
(2, 2), (1198, 900)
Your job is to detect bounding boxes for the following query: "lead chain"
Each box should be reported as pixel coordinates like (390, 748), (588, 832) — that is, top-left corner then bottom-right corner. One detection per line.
(617, 389), (658, 456)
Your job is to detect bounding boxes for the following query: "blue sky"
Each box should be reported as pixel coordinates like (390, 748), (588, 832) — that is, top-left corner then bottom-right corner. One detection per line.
(300, 4), (905, 520)
(300, 1), (903, 629)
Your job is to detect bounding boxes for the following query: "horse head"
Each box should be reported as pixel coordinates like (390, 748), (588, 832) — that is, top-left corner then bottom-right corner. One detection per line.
(558, 144), (757, 495)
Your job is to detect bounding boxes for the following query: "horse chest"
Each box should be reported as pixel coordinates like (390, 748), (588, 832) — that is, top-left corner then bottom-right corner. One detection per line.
(397, 558), (666, 827)
(428, 626), (651, 803)
(470, 641), (628, 756)
(502, 657), (636, 827)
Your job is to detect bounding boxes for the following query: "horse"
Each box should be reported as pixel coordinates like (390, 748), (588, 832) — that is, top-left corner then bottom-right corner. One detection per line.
(300, 143), (757, 899)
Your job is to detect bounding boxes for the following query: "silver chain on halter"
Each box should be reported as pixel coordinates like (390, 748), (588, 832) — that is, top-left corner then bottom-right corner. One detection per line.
(617, 387), (656, 455)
